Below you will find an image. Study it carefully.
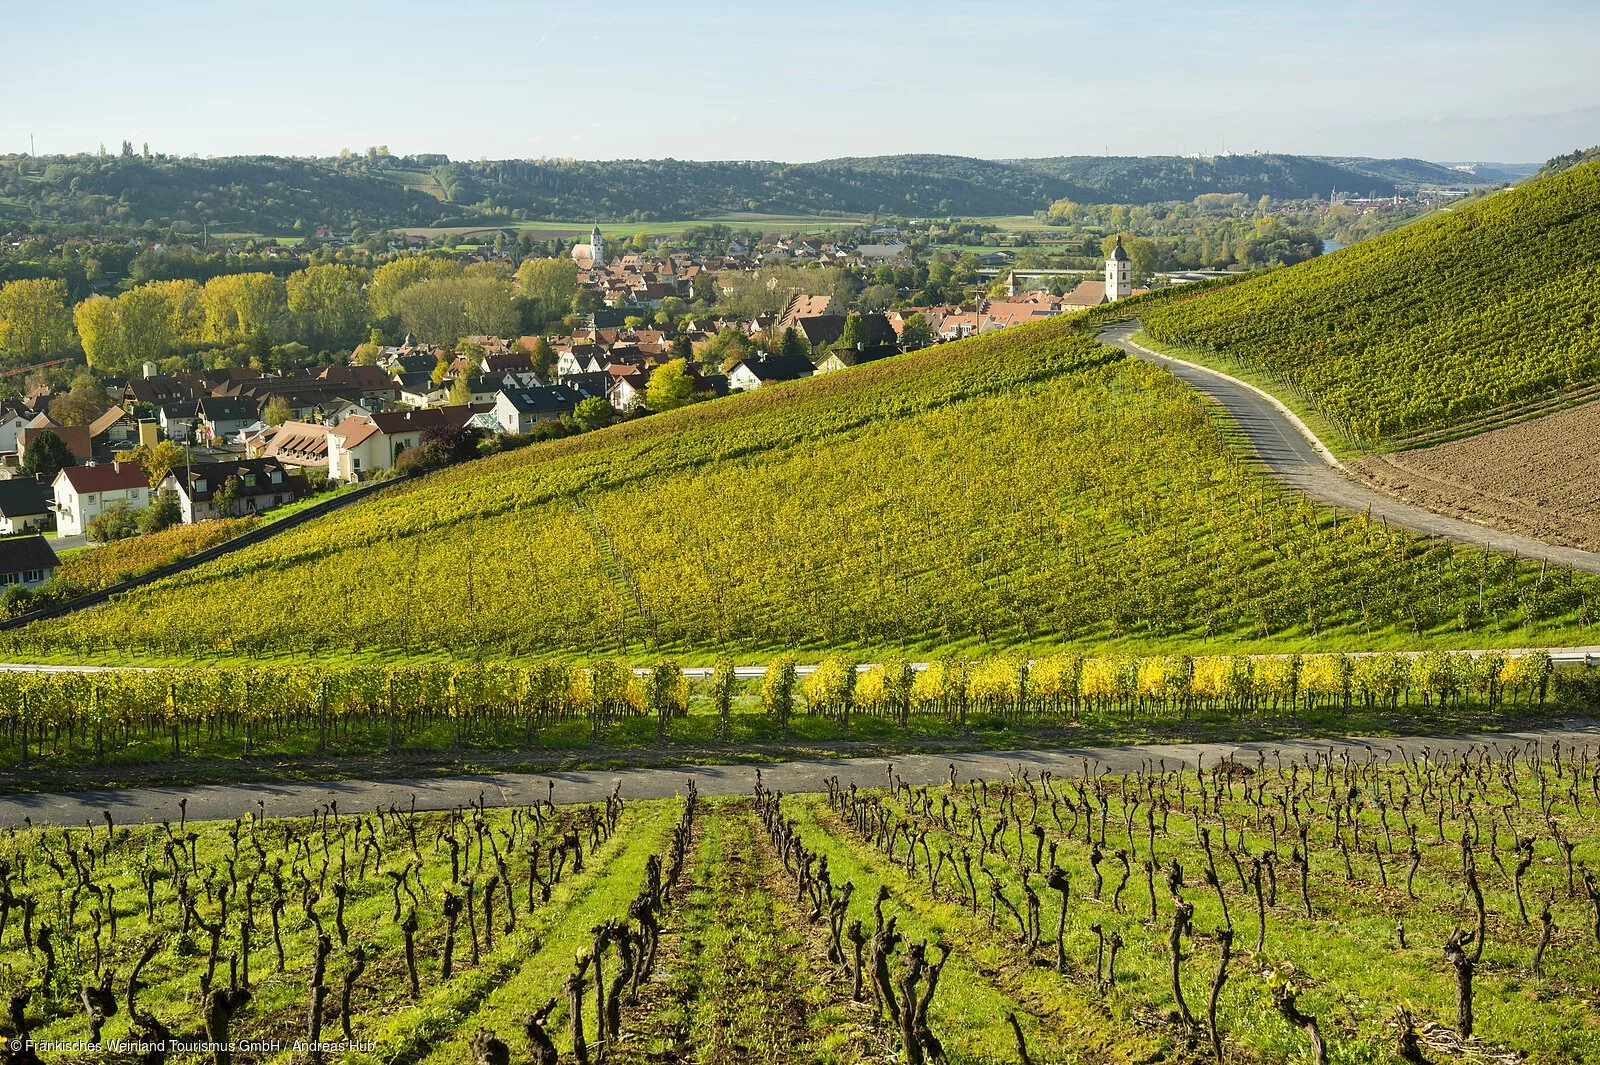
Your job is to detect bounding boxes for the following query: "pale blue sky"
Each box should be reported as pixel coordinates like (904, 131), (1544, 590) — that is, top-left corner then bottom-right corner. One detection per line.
(3, 0), (1596, 163)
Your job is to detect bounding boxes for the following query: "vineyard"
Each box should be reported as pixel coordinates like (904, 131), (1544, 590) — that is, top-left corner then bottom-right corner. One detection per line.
(53, 519), (261, 594)
(0, 651), (1578, 770)
(3, 743), (1599, 1063)
(1140, 159), (1600, 446)
(7, 318), (1600, 664)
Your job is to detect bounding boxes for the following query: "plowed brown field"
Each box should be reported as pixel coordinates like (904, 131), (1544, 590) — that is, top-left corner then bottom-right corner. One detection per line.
(1349, 401), (1600, 550)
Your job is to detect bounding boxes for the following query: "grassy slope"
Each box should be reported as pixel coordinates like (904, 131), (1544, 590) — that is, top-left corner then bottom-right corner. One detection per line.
(12, 314), (1599, 666)
(1140, 159), (1600, 447)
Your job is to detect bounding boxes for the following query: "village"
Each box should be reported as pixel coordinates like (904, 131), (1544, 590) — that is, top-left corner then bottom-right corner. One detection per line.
(0, 228), (1147, 598)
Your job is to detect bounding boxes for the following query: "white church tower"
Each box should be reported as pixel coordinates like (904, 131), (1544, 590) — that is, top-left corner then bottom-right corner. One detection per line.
(1105, 235), (1132, 301)
(589, 224), (604, 266)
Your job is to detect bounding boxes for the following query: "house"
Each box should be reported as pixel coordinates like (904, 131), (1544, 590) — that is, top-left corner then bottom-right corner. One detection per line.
(727, 352), (816, 391)
(776, 294), (837, 331)
(396, 373), (448, 408)
(795, 312), (895, 352)
(0, 534), (58, 590)
(558, 371), (613, 401)
(493, 386), (580, 435)
(609, 372), (650, 412)
(160, 458), (308, 523)
(88, 405), (138, 454)
(196, 397), (260, 443)
(317, 364), (401, 409)
(0, 409), (33, 457)
(1061, 279), (1110, 309)
(812, 344), (899, 374)
(20, 423), (92, 466)
(126, 375), (202, 409)
(258, 421), (332, 469)
(157, 404), (194, 441)
(327, 407), (479, 482)
(854, 242), (910, 262)
(0, 480), (50, 535)
(459, 375), (505, 406)
(52, 462), (151, 536)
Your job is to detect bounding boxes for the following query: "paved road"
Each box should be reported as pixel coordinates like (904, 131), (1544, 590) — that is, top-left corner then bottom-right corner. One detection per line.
(1099, 323), (1600, 575)
(4, 722), (1596, 828)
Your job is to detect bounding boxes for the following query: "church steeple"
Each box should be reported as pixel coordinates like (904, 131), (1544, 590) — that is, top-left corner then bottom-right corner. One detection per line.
(590, 224), (604, 266)
(1105, 235), (1132, 301)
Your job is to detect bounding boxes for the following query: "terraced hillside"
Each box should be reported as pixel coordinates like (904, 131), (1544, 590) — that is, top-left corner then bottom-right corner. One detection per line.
(9, 317), (1599, 663)
(1140, 159), (1600, 447)
(3, 750), (1598, 1063)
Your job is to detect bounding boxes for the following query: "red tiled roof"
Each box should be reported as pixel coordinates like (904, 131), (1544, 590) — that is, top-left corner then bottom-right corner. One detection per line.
(57, 461), (149, 493)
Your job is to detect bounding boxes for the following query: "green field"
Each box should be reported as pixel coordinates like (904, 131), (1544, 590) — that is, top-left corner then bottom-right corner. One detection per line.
(398, 214), (872, 240)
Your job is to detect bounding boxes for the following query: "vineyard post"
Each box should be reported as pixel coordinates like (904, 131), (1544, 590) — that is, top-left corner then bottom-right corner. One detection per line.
(316, 677), (328, 755)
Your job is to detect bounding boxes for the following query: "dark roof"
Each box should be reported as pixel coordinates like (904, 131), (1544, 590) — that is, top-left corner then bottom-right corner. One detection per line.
(498, 386), (580, 415)
(795, 313), (895, 349)
(0, 479), (48, 518)
(1110, 235), (1129, 262)
(825, 344), (898, 368)
(168, 458), (304, 503)
(733, 352), (816, 383)
(558, 372), (612, 400)
(0, 535), (58, 575)
(198, 397), (260, 422)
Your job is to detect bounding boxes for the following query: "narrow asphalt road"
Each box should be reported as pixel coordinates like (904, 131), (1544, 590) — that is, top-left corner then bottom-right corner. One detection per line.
(4, 722), (1595, 828)
(1098, 323), (1600, 575)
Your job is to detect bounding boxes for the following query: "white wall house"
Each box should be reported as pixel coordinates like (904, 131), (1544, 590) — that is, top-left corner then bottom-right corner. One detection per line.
(327, 408), (463, 482)
(52, 462), (151, 536)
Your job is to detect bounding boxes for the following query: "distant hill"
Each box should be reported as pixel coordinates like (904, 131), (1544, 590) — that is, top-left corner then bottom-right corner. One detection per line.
(0, 151), (1511, 235)
(1141, 157), (1600, 446)
(1313, 156), (1534, 188)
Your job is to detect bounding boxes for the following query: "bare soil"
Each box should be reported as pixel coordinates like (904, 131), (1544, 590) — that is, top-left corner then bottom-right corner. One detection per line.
(1348, 401), (1600, 551)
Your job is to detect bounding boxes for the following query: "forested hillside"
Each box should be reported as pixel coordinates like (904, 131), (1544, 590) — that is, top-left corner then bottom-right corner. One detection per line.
(0, 150), (1495, 234)
(10, 317), (1595, 663)
(1141, 159), (1600, 446)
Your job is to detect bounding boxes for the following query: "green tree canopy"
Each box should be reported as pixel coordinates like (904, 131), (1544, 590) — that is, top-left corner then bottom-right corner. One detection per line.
(645, 358), (696, 412)
(20, 429), (76, 484)
(0, 279), (75, 366)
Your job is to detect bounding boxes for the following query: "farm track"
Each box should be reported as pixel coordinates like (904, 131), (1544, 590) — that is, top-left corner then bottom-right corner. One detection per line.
(1098, 322), (1600, 575)
(613, 798), (888, 1064)
(5, 722), (1599, 828)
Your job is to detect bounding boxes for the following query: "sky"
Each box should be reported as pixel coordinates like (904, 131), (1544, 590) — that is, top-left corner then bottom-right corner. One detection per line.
(3, 0), (1597, 164)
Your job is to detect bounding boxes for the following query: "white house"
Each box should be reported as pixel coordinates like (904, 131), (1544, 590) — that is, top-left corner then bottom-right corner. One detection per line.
(160, 457), (307, 524)
(52, 462), (151, 536)
(0, 534), (58, 590)
(0, 480), (50, 535)
(0, 409), (34, 457)
(493, 386), (579, 435)
(327, 408), (473, 482)
(727, 352), (815, 391)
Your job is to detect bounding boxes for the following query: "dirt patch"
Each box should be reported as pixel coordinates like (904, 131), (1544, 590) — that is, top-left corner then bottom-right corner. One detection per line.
(1348, 402), (1600, 551)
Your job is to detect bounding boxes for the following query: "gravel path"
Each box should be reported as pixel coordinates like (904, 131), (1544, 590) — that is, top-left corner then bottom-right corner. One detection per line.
(4, 721), (1596, 828)
(1099, 323), (1600, 574)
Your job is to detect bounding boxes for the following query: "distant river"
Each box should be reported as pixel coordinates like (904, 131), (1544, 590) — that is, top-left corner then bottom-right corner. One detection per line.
(1322, 239), (1346, 254)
